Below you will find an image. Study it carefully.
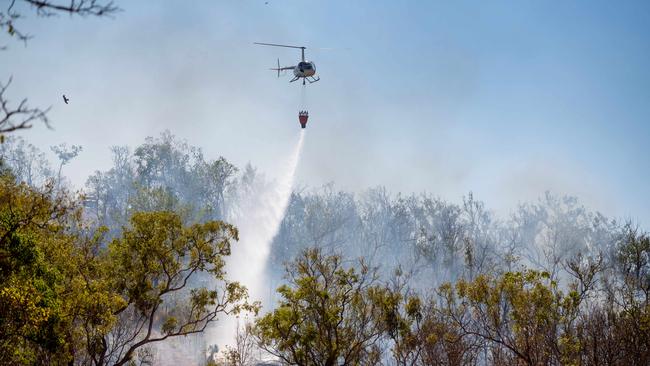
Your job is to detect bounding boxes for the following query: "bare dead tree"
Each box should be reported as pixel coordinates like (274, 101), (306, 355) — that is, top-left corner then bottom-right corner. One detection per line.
(1, 0), (120, 136)
(0, 77), (50, 137)
(224, 321), (258, 366)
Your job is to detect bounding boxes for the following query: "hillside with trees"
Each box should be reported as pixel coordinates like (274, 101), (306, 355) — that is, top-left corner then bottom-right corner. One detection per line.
(2, 134), (648, 365)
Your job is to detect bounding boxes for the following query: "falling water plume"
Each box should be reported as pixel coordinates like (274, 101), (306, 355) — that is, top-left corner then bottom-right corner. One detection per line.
(203, 130), (306, 361)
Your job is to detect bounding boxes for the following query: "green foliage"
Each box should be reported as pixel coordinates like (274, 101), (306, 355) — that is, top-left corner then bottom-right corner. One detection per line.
(254, 248), (385, 366)
(441, 270), (584, 365)
(256, 231), (650, 365)
(88, 210), (256, 366)
(0, 166), (256, 365)
(0, 172), (78, 364)
(3, 133), (650, 365)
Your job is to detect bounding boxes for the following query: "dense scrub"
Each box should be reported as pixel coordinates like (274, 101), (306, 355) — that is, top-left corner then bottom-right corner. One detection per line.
(0, 158), (255, 365)
(2, 134), (648, 365)
(252, 241), (649, 366)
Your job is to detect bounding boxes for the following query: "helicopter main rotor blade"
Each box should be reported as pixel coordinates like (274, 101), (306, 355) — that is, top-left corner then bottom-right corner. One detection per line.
(254, 42), (306, 50)
(313, 47), (351, 51)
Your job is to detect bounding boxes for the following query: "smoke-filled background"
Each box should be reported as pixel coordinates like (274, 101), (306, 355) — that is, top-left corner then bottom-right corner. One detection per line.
(1, 1), (650, 364)
(1, 0), (649, 227)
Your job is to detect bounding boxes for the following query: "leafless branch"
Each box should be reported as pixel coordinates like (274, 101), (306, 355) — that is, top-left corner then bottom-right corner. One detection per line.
(1, 0), (120, 49)
(1, 1), (32, 49)
(23, 0), (120, 17)
(0, 77), (50, 135)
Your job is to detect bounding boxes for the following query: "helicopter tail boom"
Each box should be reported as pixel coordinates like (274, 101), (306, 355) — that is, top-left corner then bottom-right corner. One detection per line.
(269, 58), (294, 77)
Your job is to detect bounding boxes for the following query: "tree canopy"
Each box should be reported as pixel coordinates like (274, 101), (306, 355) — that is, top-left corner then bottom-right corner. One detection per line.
(254, 248), (387, 366)
(0, 167), (256, 365)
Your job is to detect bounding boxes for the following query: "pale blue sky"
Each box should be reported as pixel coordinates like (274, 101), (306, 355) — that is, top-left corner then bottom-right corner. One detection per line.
(1, 0), (649, 225)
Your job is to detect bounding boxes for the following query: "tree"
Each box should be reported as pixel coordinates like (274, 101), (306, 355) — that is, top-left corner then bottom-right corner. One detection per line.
(440, 270), (582, 366)
(601, 226), (650, 365)
(0, 135), (53, 186)
(80, 211), (257, 366)
(374, 268), (479, 366)
(51, 143), (82, 189)
(0, 164), (257, 365)
(0, 168), (87, 364)
(253, 248), (386, 366)
(223, 321), (257, 366)
(0, 77), (49, 138)
(84, 132), (239, 236)
(1, 0), (120, 136)
(568, 227), (650, 365)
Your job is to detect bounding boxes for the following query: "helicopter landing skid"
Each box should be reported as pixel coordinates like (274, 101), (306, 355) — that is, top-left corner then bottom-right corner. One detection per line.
(289, 76), (319, 85)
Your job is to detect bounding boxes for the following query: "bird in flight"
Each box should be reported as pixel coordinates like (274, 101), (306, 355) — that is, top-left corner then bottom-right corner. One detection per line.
(62, 95), (69, 104)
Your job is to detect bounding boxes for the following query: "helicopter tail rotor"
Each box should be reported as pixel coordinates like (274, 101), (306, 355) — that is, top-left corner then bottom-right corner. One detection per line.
(269, 58), (287, 77)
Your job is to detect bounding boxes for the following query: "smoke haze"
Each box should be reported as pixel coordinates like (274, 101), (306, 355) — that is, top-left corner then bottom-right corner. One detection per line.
(2, 1), (649, 227)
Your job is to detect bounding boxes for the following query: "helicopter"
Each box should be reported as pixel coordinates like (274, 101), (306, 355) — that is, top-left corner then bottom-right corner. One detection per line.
(254, 42), (320, 85)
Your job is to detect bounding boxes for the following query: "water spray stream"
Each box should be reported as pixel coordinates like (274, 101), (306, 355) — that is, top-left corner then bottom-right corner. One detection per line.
(156, 132), (305, 365)
(230, 130), (305, 305)
(206, 130), (306, 357)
